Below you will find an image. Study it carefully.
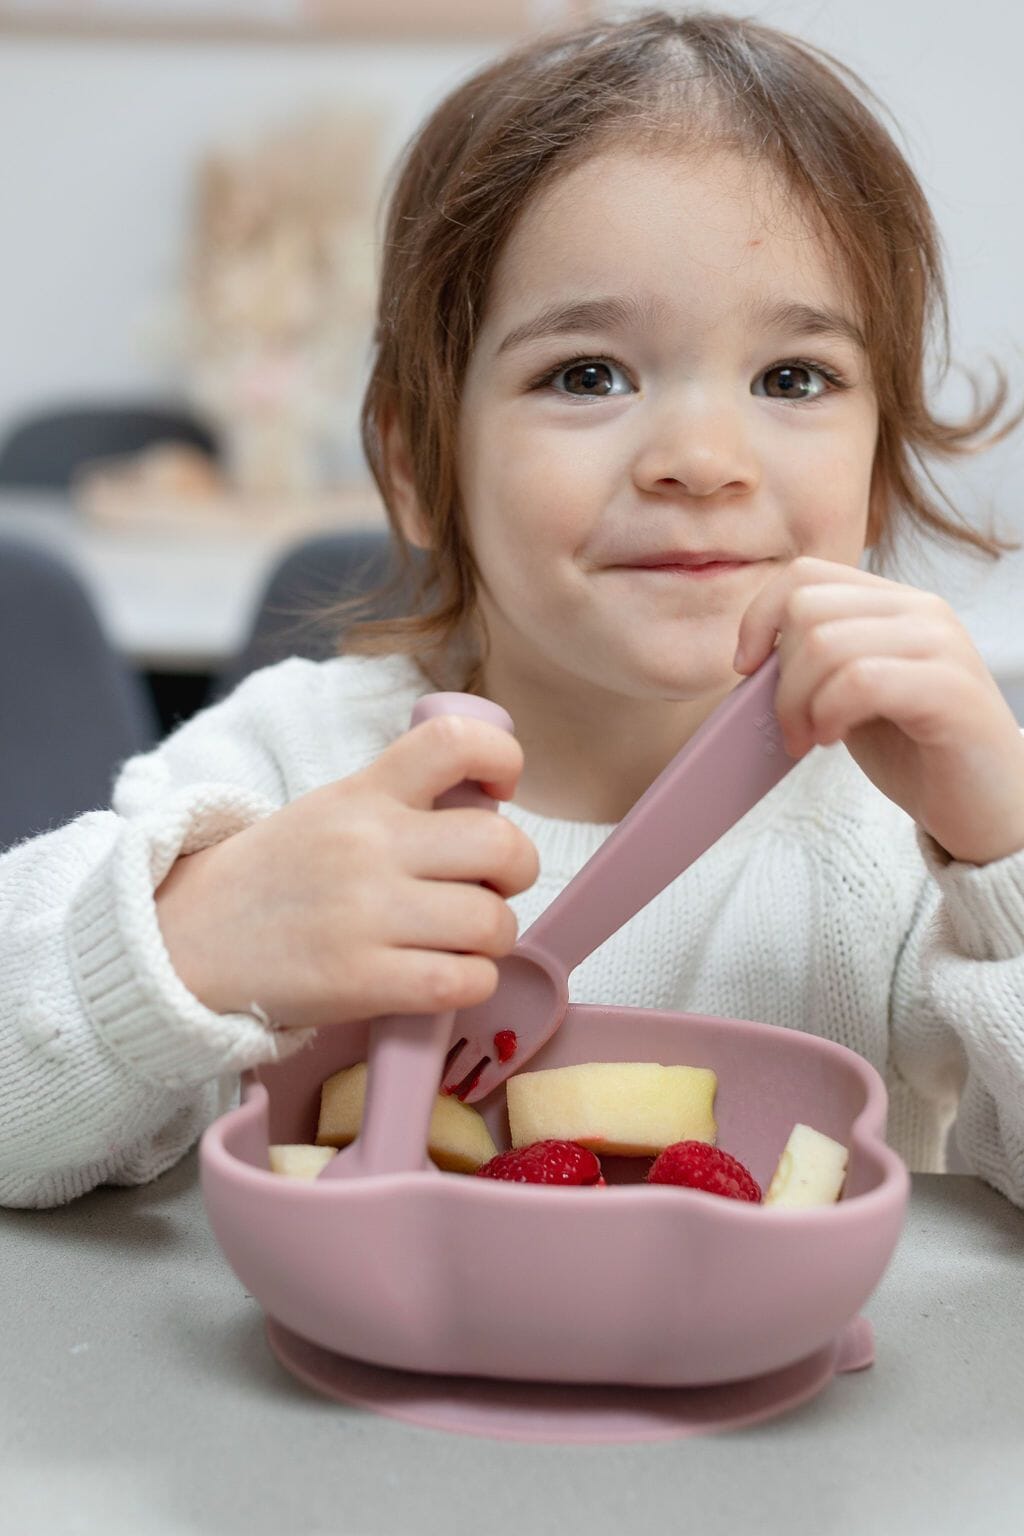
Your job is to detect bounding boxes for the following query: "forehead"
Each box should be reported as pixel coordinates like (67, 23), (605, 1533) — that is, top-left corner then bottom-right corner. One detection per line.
(480, 147), (853, 336)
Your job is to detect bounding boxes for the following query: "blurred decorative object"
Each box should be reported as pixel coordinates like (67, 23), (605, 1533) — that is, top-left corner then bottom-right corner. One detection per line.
(183, 108), (381, 500)
(0, 0), (587, 42)
(0, 403), (219, 492)
(74, 443), (385, 537)
(75, 443), (225, 520)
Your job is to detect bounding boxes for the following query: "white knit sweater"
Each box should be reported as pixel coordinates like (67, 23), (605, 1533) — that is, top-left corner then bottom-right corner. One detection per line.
(2, 652), (1024, 1210)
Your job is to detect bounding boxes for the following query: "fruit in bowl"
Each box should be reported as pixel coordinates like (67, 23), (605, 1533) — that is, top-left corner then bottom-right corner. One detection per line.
(268, 1144), (337, 1179)
(764, 1123), (849, 1207)
(476, 1138), (605, 1184)
(506, 1060), (717, 1156)
(269, 1053), (850, 1215)
(315, 1061), (497, 1173)
(201, 1005), (909, 1387)
(270, 1119), (849, 1216)
(648, 1140), (762, 1200)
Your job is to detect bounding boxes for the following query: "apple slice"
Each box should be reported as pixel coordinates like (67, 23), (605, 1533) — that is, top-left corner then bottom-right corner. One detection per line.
(506, 1061), (717, 1157)
(268, 1144), (338, 1179)
(316, 1061), (498, 1174)
(764, 1123), (849, 1207)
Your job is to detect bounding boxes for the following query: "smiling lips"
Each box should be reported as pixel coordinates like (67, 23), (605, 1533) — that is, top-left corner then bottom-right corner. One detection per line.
(617, 550), (757, 576)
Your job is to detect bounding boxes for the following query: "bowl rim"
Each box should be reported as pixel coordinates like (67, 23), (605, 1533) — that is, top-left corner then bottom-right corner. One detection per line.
(200, 1028), (911, 1223)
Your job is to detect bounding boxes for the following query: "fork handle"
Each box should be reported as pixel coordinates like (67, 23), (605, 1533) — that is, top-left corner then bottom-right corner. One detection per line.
(348, 692), (514, 1177)
(518, 655), (795, 980)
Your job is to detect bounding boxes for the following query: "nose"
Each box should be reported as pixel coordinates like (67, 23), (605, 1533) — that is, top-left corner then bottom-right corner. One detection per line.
(631, 392), (760, 500)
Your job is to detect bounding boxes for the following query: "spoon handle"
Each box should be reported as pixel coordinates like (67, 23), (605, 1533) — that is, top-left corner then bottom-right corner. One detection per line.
(320, 692), (514, 1179)
(520, 655), (795, 979)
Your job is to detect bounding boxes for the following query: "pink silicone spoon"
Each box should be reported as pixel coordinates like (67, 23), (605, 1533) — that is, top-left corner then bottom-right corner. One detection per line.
(318, 692), (514, 1181)
(442, 653), (796, 1102)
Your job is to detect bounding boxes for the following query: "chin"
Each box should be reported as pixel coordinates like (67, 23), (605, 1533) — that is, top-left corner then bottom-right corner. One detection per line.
(627, 646), (740, 701)
(617, 666), (736, 705)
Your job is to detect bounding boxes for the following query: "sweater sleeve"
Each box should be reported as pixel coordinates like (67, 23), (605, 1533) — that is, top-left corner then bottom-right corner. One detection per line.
(889, 829), (1024, 1208)
(0, 667), (318, 1209)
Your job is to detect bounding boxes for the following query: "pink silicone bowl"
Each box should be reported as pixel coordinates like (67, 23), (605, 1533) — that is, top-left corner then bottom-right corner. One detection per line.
(200, 1004), (909, 1388)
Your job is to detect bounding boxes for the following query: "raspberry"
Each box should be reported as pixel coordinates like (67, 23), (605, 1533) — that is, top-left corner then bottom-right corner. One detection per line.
(647, 1141), (762, 1202)
(493, 1029), (518, 1064)
(475, 1139), (603, 1185)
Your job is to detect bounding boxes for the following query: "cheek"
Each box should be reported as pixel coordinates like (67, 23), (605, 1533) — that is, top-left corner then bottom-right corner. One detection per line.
(780, 416), (876, 556)
(788, 462), (873, 559)
(460, 410), (600, 564)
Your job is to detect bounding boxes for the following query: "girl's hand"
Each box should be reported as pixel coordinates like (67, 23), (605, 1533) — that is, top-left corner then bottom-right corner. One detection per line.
(734, 556), (1024, 865)
(155, 714), (539, 1028)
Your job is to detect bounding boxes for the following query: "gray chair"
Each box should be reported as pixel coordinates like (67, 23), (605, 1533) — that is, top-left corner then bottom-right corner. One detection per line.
(999, 676), (1024, 725)
(216, 528), (425, 698)
(0, 537), (159, 850)
(0, 402), (219, 490)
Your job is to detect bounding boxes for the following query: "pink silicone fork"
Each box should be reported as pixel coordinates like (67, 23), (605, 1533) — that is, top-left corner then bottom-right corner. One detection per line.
(442, 653), (796, 1103)
(318, 692), (513, 1181)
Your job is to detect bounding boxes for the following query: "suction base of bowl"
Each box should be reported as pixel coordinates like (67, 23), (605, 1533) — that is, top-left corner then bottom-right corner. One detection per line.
(265, 1315), (874, 1443)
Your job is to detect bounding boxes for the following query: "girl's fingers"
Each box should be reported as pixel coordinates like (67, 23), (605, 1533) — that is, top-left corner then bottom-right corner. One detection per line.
(366, 713), (526, 808)
(782, 582), (936, 628)
(774, 613), (961, 753)
(402, 804), (540, 897)
(377, 877), (520, 958)
(732, 557), (980, 756)
(735, 558), (905, 671)
(798, 655), (975, 750)
(355, 946), (502, 1018)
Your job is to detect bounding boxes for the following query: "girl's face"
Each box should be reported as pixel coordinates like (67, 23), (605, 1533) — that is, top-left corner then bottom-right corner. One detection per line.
(456, 147), (879, 721)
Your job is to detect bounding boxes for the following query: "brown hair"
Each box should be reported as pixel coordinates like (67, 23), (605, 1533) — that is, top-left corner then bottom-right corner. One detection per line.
(346, 8), (1017, 685)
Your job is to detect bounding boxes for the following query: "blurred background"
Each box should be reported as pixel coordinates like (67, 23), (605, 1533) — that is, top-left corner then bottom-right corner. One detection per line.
(0, 0), (1022, 846)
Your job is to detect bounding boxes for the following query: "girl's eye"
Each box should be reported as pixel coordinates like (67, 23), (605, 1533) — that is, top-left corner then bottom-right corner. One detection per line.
(543, 359), (633, 397)
(753, 362), (839, 402)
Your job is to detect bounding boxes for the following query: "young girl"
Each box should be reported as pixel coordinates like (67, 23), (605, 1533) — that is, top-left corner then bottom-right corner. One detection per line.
(3, 9), (1024, 1210)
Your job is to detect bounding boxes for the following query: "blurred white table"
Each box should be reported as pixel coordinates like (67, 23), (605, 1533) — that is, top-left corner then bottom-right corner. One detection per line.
(0, 491), (385, 673)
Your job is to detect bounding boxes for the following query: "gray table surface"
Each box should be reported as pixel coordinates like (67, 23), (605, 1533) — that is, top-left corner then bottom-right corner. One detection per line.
(2, 1160), (1022, 1536)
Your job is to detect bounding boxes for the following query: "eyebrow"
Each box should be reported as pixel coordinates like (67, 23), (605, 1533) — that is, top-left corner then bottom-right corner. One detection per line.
(746, 299), (867, 352)
(494, 293), (867, 356)
(495, 293), (672, 355)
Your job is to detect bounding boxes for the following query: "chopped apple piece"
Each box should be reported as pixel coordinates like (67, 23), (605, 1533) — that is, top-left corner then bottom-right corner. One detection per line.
(268, 1144), (337, 1179)
(316, 1061), (498, 1174)
(506, 1061), (717, 1157)
(764, 1123), (849, 1208)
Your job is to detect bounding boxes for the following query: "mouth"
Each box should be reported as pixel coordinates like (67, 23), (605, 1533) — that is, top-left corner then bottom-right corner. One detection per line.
(614, 552), (761, 578)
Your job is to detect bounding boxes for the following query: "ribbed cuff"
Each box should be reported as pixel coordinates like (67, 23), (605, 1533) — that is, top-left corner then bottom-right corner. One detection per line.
(67, 784), (313, 1089)
(884, 1071), (950, 1173)
(918, 827), (1024, 963)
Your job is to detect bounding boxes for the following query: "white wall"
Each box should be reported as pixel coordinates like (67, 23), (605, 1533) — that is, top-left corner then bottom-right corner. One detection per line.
(1, 4), (1022, 674)
(0, 32), (494, 416)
